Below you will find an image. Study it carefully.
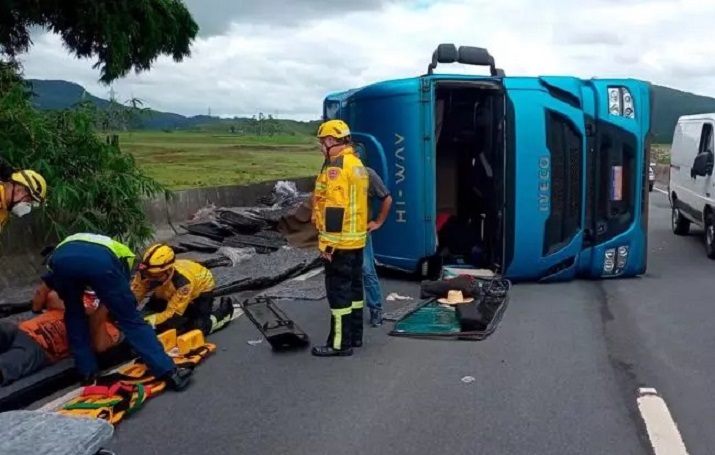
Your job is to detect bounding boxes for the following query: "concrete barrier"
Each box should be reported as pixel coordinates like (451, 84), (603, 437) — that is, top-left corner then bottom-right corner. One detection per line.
(655, 164), (669, 184)
(0, 177), (315, 291)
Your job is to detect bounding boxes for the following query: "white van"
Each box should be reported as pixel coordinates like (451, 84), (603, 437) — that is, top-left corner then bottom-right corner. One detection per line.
(669, 113), (715, 257)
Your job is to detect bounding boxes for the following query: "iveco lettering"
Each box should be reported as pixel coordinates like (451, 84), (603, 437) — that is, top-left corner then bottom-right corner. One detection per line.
(322, 44), (652, 282)
(538, 156), (550, 213)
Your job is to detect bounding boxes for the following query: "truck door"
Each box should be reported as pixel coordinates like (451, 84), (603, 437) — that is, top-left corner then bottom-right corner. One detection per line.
(580, 79), (651, 277)
(344, 81), (433, 272)
(502, 77), (587, 281)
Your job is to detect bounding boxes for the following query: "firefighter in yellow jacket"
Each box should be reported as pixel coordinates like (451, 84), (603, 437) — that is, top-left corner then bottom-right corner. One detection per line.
(312, 119), (370, 357)
(0, 167), (47, 232)
(131, 244), (233, 336)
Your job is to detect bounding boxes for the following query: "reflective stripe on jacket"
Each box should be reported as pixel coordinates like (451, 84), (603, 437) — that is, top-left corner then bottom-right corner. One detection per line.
(313, 147), (369, 251)
(57, 233), (137, 269)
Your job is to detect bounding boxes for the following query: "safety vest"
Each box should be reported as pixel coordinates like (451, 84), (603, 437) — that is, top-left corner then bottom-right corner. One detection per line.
(313, 148), (369, 251)
(0, 185), (8, 232)
(57, 233), (137, 269)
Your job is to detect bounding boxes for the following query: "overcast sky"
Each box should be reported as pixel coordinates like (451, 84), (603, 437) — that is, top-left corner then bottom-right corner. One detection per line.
(18, 0), (715, 120)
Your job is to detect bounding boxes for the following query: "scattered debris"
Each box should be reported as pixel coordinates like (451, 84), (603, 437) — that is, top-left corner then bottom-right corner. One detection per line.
(247, 339), (263, 346)
(461, 376), (476, 384)
(386, 293), (413, 301)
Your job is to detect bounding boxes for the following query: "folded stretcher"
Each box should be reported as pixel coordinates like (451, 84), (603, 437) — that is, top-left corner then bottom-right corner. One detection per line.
(56, 328), (216, 425)
(241, 296), (310, 350)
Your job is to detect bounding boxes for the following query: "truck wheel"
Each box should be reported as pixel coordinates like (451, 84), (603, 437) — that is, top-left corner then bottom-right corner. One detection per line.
(649, 182), (654, 192)
(706, 214), (715, 259)
(672, 207), (690, 235)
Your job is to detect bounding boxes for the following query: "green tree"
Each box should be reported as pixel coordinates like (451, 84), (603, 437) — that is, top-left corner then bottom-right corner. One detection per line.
(0, 0), (199, 249)
(0, 62), (167, 249)
(0, 0), (199, 84)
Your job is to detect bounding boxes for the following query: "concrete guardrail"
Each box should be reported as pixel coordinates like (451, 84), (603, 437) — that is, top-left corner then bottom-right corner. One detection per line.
(0, 176), (315, 290)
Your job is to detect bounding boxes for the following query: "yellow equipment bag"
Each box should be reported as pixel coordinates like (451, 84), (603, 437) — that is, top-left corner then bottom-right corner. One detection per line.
(57, 329), (216, 425)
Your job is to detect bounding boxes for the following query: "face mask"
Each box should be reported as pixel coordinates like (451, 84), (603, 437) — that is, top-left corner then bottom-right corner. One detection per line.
(11, 202), (32, 217)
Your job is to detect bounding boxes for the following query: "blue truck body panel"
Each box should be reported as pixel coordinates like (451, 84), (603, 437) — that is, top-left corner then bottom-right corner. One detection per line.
(323, 73), (651, 281)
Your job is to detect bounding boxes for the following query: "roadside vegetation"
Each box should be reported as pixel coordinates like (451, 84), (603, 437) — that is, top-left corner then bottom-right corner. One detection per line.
(120, 130), (322, 190)
(0, 0), (200, 249)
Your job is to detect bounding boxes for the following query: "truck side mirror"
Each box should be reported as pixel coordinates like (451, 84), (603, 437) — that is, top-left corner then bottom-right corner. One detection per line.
(691, 152), (714, 178)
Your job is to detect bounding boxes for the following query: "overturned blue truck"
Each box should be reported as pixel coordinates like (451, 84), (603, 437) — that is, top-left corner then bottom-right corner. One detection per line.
(324, 43), (653, 282)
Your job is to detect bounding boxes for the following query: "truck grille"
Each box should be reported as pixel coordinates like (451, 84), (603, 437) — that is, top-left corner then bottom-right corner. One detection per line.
(543, 109), (583, 256)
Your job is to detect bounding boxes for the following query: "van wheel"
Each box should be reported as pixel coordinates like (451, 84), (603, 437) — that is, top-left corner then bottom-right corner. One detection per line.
(706, 214), (715, 259)
(672, 207), (690, 235)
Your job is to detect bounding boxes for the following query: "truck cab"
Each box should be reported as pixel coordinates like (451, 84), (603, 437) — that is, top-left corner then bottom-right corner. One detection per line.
(324, 44), (652, 282)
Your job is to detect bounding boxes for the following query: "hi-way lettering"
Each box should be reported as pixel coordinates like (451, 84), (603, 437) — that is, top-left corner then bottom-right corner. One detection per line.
(395, 133), (407, 223)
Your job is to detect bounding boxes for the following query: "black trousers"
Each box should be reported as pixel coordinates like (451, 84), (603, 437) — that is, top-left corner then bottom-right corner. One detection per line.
(0, 322), (50, 386)
(324, 248), (364, 350)
(148, 292), (215, 337)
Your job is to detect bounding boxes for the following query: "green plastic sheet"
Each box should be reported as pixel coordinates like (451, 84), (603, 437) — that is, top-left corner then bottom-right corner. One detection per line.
(391, 300), (461, 335)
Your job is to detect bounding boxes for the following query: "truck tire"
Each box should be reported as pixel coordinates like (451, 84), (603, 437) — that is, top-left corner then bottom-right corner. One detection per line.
(649, 182), (654, 192)
(706, 213), (715, 259)
(672, 207), (690, 235)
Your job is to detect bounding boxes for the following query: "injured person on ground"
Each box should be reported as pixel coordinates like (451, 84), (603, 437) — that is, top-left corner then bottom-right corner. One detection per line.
(0, 284), (120, 386)
(132, 243), (234, 336)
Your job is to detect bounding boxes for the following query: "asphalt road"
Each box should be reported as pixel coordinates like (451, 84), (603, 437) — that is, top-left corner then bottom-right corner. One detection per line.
(106, 189), (712, 455)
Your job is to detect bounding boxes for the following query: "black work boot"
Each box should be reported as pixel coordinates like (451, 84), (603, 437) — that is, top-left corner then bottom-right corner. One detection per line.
(164, 367), (194, 391)
(369, 308), (383, 327)
(209, 297), (235, 334)
(311, 346), (353, 357)
(80, 372), (99, 386)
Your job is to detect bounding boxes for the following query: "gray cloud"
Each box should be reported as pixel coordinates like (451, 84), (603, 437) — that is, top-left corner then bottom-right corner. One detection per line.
(557, 30), (624, 47)
(18, 0), (715, 120)
(182, 0), (409, 36)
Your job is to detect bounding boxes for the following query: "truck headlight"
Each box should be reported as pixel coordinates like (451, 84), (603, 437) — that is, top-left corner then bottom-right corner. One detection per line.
(604, 258), (615, 273)
(616, 245), (629, 268)
(608, 88), (621, 115)
(603, 248), (616, 274)
(607, 87), (635, 118)
(621, 89), (634, 118)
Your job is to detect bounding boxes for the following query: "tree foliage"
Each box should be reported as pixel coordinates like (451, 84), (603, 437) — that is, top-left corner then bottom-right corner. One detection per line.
(0, 0), (199, 83)
(0, 61), (167, 250)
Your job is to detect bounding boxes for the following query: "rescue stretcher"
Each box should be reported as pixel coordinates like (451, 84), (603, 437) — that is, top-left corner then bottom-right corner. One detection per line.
(50, 328), (215, 425)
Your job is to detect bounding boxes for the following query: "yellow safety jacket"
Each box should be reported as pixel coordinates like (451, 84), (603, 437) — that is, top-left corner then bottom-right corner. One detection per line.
(313, 147), (369, 252)
(0, 185), (9, 232)
(131, 259), (215, 327)
(57, 233), (137, 270)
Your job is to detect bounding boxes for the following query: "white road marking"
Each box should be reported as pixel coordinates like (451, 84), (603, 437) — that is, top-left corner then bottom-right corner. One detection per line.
(637, 387), (690, 455)
(654, 186), (668, 195)
(291, 267), (323, 281)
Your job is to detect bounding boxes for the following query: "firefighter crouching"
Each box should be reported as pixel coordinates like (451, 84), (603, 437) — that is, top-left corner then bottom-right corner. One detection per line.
(132, 243), (234, 337)
(312, 119), (369, 357)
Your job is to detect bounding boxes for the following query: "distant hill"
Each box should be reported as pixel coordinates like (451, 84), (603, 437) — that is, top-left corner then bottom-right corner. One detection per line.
(25, 79), (715, 142)
(26, 79), (321, 134)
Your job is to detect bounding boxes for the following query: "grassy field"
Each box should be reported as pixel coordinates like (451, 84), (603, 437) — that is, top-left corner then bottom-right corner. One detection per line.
(118, 130), (323, 190)
(119, 131), (674, 190)
(652, 143), (671, 164)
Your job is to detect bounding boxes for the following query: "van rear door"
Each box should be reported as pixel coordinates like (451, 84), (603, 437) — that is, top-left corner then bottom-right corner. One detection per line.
(502, 77), (587, 281)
